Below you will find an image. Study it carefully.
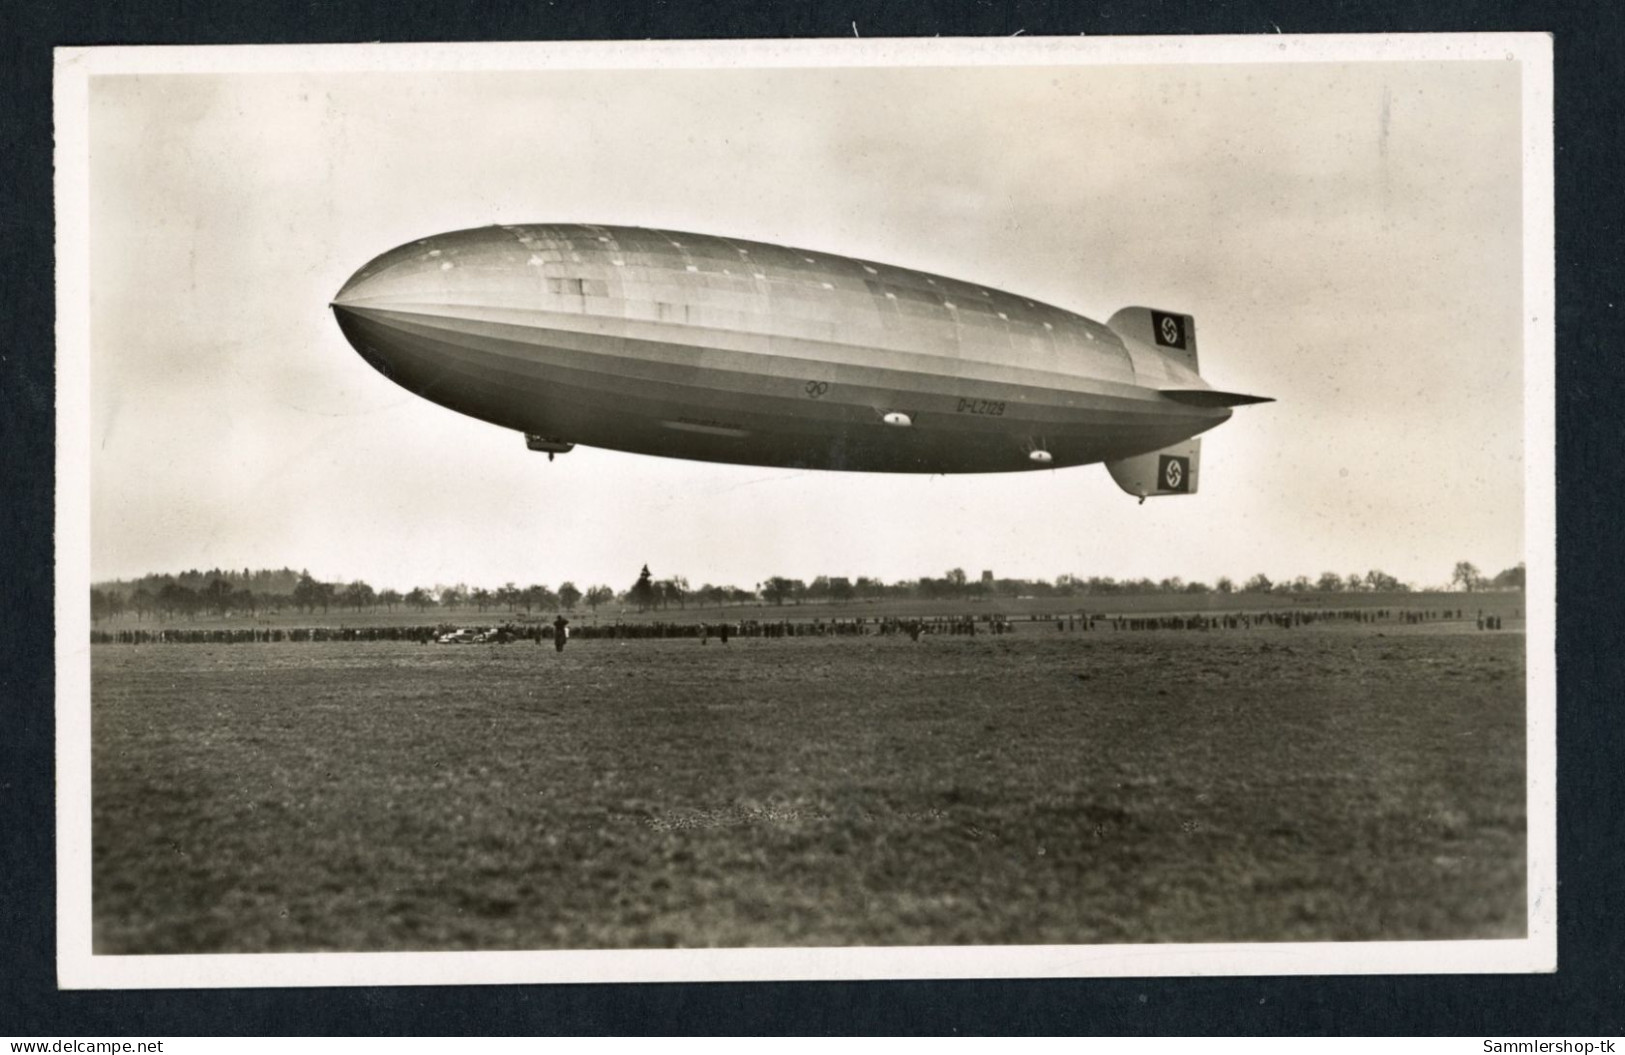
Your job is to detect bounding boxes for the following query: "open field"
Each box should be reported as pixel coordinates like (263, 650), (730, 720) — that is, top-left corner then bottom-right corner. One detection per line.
(91, 623), (1526, 952)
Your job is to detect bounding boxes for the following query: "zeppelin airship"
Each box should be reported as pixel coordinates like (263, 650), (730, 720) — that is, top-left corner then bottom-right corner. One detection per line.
(331, 223), (1270, 499)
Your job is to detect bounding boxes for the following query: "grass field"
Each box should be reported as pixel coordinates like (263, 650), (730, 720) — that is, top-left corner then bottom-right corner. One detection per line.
(91, 622), (1526, 952)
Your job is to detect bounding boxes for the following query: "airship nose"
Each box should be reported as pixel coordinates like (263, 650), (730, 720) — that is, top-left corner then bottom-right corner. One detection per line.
(330, 227), (527, 409)
(331, 269), (398, 381)
(331, 254), (434, 385)
(330, 297), (398, 383)
(332, 238), (439, 311)
(330, 234), (465, 381)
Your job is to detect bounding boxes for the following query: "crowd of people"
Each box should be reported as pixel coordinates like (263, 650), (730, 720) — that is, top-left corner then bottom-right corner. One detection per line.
(88, 604), (1519, 646)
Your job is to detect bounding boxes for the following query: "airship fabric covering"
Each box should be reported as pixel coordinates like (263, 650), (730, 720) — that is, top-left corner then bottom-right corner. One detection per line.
(333, 225), (1237, 474)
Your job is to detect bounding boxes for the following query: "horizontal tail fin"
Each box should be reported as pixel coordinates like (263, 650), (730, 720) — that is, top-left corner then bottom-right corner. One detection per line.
(1159, 389), (1274, 408)
(1106, 438), (1201, 500)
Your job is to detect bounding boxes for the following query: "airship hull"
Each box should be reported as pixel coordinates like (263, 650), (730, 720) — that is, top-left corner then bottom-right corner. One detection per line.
(331, 224), (1237, 474)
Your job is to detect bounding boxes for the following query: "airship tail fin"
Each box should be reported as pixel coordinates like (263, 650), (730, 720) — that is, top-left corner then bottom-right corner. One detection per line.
(1106, 438), (1201, 500)
(1107, 306), (1199, 373)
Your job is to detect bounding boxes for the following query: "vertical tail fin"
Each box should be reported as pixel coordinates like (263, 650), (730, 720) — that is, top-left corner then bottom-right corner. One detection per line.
(1106, 438), (1201, 500)
(1107, 306), (1198, 374)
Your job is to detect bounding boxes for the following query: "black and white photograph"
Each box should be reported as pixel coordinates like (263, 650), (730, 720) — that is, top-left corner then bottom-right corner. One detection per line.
(53, 34), (1555, 988)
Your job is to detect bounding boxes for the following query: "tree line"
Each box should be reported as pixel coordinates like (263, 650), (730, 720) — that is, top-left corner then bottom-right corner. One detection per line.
(89, 571), (619, 623)
(89, 561), (1527, 624)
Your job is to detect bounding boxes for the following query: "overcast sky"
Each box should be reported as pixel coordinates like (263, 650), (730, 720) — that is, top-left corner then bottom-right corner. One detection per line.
(84, 50), (1529, 593)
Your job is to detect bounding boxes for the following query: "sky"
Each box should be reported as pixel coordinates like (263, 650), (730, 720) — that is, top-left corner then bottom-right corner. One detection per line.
(83, 48), (1531, 594)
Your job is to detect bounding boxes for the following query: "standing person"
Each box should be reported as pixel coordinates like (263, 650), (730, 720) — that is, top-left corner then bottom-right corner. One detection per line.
(553, 613), (570, 652)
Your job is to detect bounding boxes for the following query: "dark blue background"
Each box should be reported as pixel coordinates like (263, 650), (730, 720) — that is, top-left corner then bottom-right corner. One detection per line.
(4, 1), (1619, 1035)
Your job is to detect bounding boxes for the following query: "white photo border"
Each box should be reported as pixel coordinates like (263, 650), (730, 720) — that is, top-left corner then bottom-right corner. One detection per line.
(53, 32), (1556, 989)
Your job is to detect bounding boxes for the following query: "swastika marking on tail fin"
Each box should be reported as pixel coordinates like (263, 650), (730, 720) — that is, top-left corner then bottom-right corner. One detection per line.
(1150, 310), (1188, 350)
(1158, 454), (1191, 493)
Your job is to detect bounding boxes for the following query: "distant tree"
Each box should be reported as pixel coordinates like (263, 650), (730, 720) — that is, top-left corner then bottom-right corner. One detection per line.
(341, 580), (375, 611)
(1365, 569), (1405, 592)
(1214, 576), (1234, 595)
(1451, 561), (1483, 592)
(1183, 580), (1211, 594)
(558, 582), (582, 611)
(405, 587), (436, 611)
(1243, 573), (1273, 594)
(379, 588), (402, 611)
(130, 586), (155, 620)
(203, 577), (233, 616)
(231, 588), (257, 615)
(830, 577), (855, 603)
(439, 584), (469, 609)
(946, 567), (968, 598)
(157, 582), (200, 619)
(1159, 577), (1185, 594)
(1491, 563), (1526, 590)
(470, 587), (491, 612)
(656, 579), (687, 609)
(1345, 572), (1366, 592)
(92, 589), (124, 622)
(630, 565), (656, 611)
(292, 573), (321, 614)
(585, 584), (615, 612)
(1316, 571), (1344, 592)
(761, 576), (794, 607)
